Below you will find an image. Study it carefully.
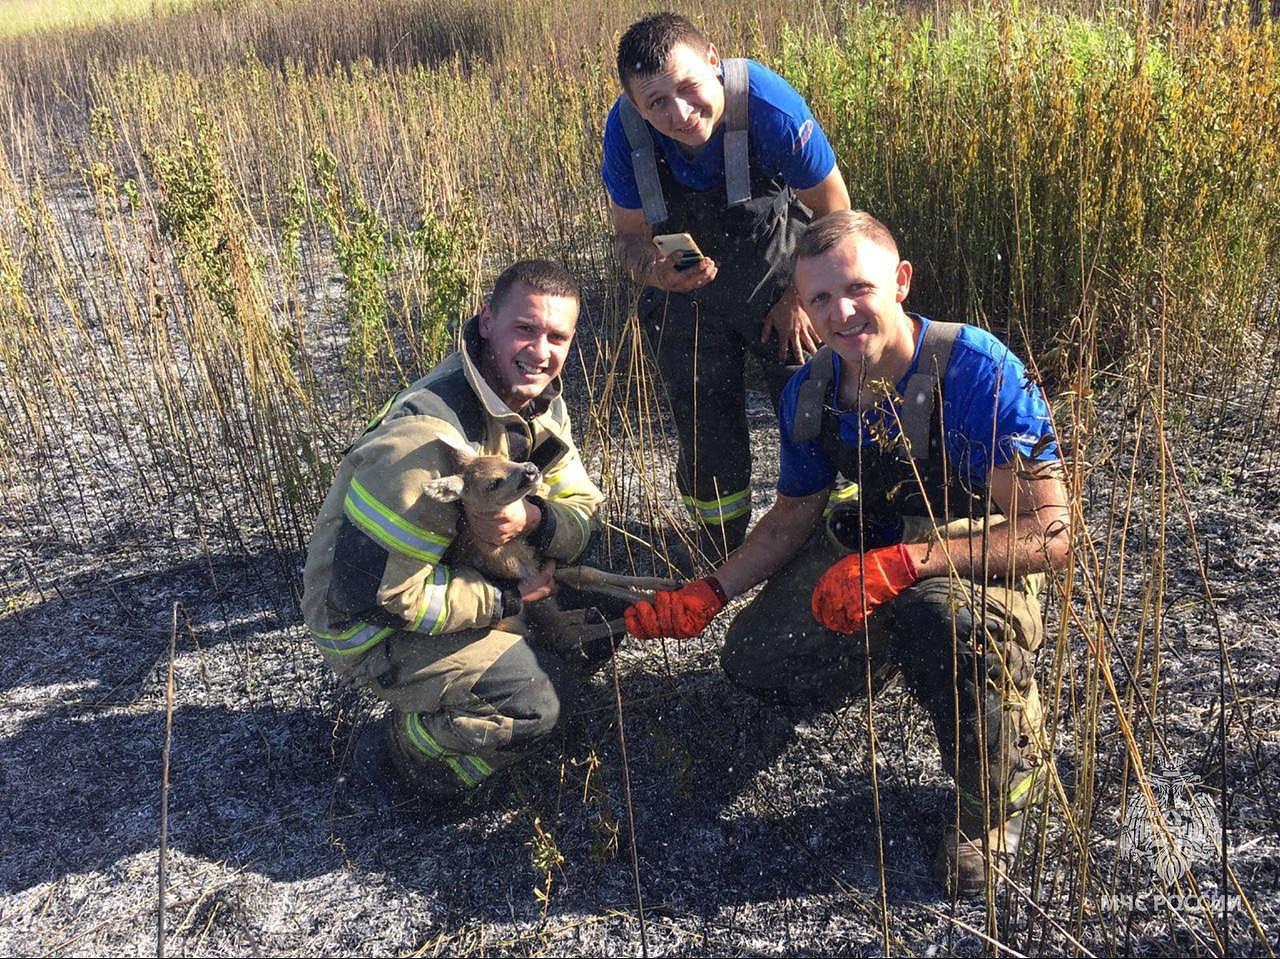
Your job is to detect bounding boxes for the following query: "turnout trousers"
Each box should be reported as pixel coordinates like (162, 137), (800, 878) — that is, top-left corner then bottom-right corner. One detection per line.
(350, 624), (574, 795)
(636, 164), (810, 564)
(345, 588), (625, 796)
(720, 529), (1047, 836)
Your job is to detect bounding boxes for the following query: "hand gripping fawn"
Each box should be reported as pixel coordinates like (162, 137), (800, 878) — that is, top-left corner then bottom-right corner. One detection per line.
(422, 441), (679, 649)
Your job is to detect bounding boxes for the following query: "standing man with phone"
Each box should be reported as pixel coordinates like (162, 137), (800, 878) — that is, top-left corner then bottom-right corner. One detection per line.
(602, 12), (851, 563)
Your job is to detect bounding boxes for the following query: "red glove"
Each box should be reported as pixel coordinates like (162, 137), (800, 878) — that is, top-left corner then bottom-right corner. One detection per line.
(811, 544), (919, 634)
(625, 577), (728, 640)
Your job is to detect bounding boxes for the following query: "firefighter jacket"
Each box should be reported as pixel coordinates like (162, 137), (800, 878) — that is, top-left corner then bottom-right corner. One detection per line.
(302, 317), (603, 671)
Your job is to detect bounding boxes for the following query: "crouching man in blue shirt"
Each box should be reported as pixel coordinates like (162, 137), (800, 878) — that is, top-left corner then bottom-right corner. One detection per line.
(626, 210), (1072, 896)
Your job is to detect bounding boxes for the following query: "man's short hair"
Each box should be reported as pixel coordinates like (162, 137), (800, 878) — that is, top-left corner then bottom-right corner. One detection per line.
(490, 259), (581, 313)
(794, 210), (900, 264)
(616, 13), (709, 92)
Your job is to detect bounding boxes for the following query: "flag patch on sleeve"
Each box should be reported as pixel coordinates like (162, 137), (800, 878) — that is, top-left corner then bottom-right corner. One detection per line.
(793, 119), (814, 153)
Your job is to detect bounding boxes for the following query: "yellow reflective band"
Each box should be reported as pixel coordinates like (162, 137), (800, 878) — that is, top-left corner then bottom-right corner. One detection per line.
(403, 715), (494, 787)
(363, 392), (398, 434)
(681, 488), (750, 525)
(344, 477), (452, 562)
(443, 755), (478, 786)
(544, 470), (571, 498)
(959, 764), (1042, 815)
(341, 390), (403, 455)
(408, 564), (452, 635)
(1007, 765), (1042, 805)
(310, 621), (393, 655)
(455, 752), (494, 782)
(959, 788), (985, 815)
(823, 482), (861, 516)
(829, 483), (860, 502)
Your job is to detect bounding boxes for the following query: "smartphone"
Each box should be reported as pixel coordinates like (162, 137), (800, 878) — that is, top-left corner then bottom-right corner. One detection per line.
(652, 232), (704, 271)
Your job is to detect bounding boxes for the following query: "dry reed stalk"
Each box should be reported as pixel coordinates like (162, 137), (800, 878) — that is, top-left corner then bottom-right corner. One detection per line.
(158, 600), (179, 958)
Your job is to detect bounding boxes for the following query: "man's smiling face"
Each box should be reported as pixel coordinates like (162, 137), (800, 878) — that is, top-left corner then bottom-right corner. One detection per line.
(477, 283), (577, 412)
(793, 234), (915, 373)
(628, 41), (725, 150)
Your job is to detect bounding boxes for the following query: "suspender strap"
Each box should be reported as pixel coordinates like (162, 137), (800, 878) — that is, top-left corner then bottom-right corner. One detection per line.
(790, 346), (834, 445)
(618, 97), (669, 225)
(791, 321), (963, 464)
(721, 58), (752, 207)
(899, 321), (962, 460)
(617, 58), (751, 221)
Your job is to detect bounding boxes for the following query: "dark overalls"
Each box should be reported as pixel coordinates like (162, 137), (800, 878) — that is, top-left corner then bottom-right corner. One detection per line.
(620, 61), (811, 562)
(720, 325), (1047, 839)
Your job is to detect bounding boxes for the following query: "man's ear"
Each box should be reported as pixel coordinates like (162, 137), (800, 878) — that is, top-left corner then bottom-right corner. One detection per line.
(477, 301), (493, 340)
(422, 474), (466, 503)
(706, 42), (719, 68)
(895, 259), (913, 303)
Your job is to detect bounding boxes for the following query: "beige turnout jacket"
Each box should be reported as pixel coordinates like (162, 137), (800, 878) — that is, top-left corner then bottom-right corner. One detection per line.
(302, 318), (602, 671)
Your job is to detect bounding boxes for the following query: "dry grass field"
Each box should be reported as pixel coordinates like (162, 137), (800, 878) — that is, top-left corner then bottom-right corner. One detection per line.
(0, 0), (1278, 955)
(0, 0), (202, 36)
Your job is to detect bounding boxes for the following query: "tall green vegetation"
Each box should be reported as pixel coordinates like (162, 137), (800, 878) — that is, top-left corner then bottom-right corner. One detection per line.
(0, 1), (1272, 554)
(786, 6), (1280, 381)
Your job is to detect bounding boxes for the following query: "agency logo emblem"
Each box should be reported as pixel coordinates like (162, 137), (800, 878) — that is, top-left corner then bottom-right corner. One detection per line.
(1117, 763), (1220, 885)
(793, 118), (814, 153)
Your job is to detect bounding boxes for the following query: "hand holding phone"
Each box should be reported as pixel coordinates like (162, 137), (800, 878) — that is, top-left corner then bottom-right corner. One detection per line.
(652, 232), (705, 271)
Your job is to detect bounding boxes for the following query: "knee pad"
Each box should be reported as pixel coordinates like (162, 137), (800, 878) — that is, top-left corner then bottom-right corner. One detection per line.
(890, 586), (981, 680)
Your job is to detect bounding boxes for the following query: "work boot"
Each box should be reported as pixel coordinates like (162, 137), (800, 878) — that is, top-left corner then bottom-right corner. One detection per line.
(934, 812), (1026, 897)
(347, 714), (477, 807)
(342, 714), (406, 804)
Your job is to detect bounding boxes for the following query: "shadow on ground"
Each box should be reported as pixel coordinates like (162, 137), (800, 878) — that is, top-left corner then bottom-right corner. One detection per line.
(2, 676), (950, 919)
(0, 551), (300, 698)
(1, 548), (954, 928)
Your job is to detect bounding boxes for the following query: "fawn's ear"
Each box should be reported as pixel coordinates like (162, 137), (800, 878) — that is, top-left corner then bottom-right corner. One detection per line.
(432, 432), (476, 469)
(422, 474), (466, 503)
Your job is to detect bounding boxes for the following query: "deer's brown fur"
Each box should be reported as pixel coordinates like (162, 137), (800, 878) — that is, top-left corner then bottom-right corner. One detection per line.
(422, 440), (680, 651)
(422, 449), (542, 581)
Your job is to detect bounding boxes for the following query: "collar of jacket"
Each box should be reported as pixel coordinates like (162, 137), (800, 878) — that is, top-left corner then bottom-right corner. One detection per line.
(458, 314), (563, 423)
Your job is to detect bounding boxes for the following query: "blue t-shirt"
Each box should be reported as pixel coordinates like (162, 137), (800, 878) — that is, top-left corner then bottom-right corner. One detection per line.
(601, 59), (837, 209)
(777, 317), (1059, 497)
